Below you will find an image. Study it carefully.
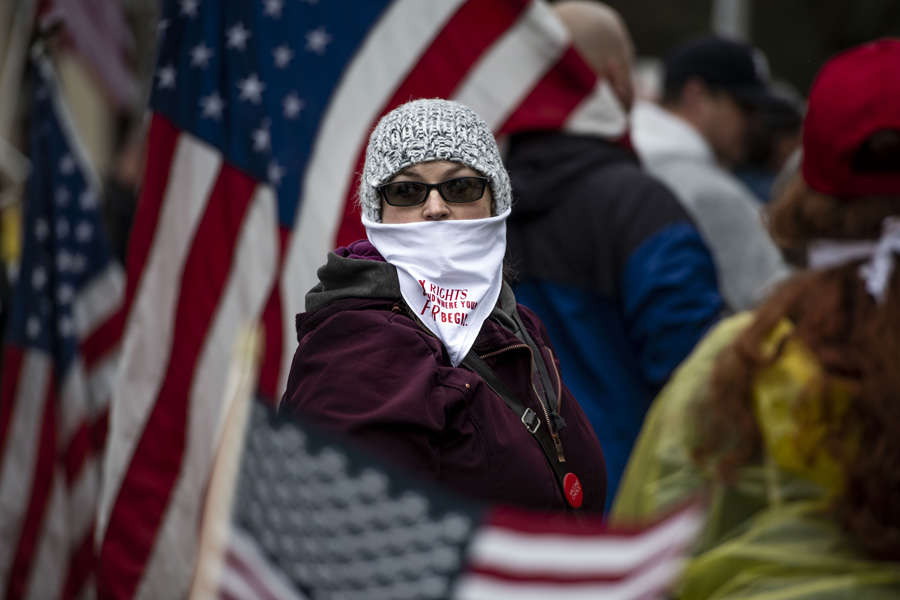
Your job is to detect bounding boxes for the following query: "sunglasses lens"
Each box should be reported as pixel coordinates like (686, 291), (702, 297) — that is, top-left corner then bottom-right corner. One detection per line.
(382, 181), (427, 206)
(440, 177), (486, 203)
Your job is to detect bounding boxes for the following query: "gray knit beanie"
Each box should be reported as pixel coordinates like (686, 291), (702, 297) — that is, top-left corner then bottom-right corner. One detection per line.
(359, 98), (512, 222)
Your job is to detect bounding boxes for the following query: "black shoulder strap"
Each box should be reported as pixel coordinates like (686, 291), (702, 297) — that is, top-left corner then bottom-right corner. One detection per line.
(461, 351), (579, 511)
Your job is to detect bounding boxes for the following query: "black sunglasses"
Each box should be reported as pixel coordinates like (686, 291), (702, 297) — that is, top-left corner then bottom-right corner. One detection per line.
(377, 176), (488, 207)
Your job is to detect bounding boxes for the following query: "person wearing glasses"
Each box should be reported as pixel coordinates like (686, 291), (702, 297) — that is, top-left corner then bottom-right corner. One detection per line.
(281, 98), (607, 512)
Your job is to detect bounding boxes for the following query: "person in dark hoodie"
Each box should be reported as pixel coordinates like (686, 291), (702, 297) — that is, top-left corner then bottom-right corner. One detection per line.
(505, 1), (724, 508)
(282, 98), (607, 513)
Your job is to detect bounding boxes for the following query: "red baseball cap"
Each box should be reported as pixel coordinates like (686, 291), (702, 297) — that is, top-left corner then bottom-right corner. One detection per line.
(802, 38), (900, 198)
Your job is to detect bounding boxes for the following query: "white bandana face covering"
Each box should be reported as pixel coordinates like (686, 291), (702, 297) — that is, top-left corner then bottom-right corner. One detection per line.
(363, 209), (510, 366)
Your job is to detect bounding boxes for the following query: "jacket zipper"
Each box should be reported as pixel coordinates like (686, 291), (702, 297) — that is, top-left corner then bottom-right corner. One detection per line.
(479, 344), (567, 464)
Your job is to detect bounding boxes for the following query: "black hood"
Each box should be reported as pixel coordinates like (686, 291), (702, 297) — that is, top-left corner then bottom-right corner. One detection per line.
(506, 132), (639, 219)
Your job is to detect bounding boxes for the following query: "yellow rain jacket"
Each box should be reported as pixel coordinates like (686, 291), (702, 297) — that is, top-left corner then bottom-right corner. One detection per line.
(612, 313), (900, 599)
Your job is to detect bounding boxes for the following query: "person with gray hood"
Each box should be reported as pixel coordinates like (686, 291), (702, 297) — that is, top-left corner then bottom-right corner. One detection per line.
(282, 98), (607, 513)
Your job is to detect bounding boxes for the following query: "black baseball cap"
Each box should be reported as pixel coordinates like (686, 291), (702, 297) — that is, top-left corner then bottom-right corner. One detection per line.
(663, 35), (775, 106)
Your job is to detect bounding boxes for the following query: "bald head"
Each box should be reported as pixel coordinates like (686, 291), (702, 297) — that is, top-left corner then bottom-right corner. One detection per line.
(554, 1), (635, 109)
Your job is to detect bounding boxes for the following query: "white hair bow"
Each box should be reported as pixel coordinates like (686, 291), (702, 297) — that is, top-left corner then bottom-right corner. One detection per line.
(807, 216), (900, 303)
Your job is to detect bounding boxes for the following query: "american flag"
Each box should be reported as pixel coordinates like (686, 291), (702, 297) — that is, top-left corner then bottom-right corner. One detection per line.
(0, 53), (124, 599)
(96, 0), (617, 597)
(192, 383), (704, 600)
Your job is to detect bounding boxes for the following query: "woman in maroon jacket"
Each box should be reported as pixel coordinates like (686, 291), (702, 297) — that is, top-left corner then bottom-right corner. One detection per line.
(282, 99), (607, 513)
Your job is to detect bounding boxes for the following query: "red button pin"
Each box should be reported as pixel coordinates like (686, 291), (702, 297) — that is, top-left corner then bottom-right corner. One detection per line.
(563, 472), (583, 508)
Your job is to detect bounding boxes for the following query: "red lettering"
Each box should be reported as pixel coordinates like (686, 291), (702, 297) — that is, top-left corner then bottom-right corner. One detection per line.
(420, 299), (431, 316)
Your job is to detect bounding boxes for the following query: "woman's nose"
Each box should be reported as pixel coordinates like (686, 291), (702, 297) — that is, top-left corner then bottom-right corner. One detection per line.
(422, 188), (450, 220)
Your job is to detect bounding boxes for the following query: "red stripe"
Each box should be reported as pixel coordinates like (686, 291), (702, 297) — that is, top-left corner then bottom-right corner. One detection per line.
(497, 46), (596, 135)
(83, 113), (180, 370)
(223, 548), (282, 600)
(97, 164), (257, 600)
(61, 522), (97, 600)
(4, 370), (57, 600)
(0, 345), (24, 467)
(333, 0), (531, 247)
(92, 406), (109, 454)
(257, 226), (290, 402)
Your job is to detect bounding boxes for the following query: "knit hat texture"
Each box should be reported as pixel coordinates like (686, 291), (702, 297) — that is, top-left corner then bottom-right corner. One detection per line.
(359, 98), (512, 222)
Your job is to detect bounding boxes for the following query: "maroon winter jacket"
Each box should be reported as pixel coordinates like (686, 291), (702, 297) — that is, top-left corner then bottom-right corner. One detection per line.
(281, 240), (607, 512)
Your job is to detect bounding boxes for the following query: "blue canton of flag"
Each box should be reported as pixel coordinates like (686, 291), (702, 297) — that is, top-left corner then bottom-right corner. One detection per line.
(0, 53), (124, 599)
(151, 0), (392, 228)
(7, 63), (112, 362)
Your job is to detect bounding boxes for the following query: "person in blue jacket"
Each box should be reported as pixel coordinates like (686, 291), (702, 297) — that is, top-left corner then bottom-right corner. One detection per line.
(505, 1), (724, 508)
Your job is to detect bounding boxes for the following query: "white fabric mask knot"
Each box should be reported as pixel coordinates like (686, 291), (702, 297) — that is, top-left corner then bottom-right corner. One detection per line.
(363, 209), (509, 366)
(807, 216), (900, 303)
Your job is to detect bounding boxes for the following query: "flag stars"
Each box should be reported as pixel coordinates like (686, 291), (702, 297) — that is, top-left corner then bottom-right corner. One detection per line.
(57, 218), (70, 238)
(26, 316), (41, 339)
(200, 92), (225, 119)
(190, 44), (213, 68)
(57, 251), (72, 271)
(55, 187), (70, 206)
(273, 44), (294, 68)
(306, 27), (332, 54)
(157, 18), (169, 38)
(79, 190), (98, 210)
(263, 0), (283, 18)
(238, 74), (265, 104)
(75, 221), (93, 242)
(283, 93), (305, 119)
(59, 315), (74, 338)
(31, 267), (47, 290)
(59, 154), (76, 175)
(227, 23), (251, 50)
(35, 219), (49, 241)
(71, 254), (87, 273)
(268, 161), (284, 186)
(252, 120), (271, 152)
(180, 0), (199, 17)
(58, 284), (74, 305)
(157, 65), (176, 89)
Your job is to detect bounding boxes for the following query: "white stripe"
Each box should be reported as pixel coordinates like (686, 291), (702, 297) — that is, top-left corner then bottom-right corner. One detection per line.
(453, 0), (569, 129)
(97, 133), (220, 543)
(73, 262), (125, 339)
(59, 352), (117, 455)
(466, 507), (703, 574)
(68, 453), (101, 553)
(277, 0), (466, 396)
(58, 359), (91, 450)
(0, 351), (51, 585)
(563, 81), (628, 138)
(454, 555), (686, 600)
(23, 473), (66, 600)
(136, 186), (278, 599)
(220, 529), (307, 600)
(86, 348), (119, 415)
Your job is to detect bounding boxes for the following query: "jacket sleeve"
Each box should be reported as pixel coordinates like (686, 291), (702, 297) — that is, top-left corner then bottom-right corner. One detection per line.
(611, 177), (725, 390)
(281, 309), (472, 481)
(621, 221), (724, 389)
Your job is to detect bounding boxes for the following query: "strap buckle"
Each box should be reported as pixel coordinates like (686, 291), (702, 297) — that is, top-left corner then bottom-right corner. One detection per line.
(521, 408), (541, 434)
